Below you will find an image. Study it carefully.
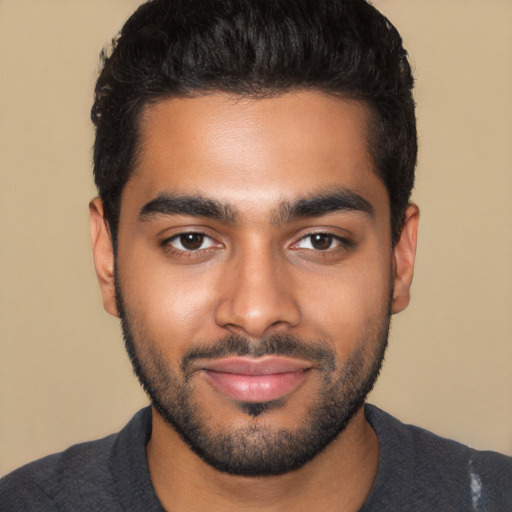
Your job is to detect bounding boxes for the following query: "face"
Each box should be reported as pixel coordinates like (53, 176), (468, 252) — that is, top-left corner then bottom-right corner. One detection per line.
(91, 91), (418, 476)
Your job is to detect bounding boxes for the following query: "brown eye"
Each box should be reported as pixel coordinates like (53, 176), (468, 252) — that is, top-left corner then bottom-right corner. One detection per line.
(167, 232), (216, 252)
(179, 233), (204, 250)
(310, 234), (334, 250)
(293, 233), (350, 252)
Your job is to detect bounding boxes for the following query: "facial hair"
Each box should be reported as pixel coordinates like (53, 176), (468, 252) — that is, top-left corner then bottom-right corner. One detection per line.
(115, 274), (391, 477)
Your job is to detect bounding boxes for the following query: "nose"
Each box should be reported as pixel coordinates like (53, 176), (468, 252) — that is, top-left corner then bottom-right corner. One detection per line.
(214, 247), (301, 339)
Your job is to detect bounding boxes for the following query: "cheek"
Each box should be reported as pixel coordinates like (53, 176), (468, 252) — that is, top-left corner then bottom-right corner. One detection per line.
(118, 254), (220, 354)
(300, 256), (392, 349)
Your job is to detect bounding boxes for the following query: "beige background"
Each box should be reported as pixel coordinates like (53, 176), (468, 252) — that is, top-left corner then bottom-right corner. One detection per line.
(1, 0), (511, 476)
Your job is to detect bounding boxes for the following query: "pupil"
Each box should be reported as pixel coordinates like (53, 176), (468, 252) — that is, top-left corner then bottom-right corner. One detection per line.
(181, 234), (203, 250)
(311, 234), (332, 250)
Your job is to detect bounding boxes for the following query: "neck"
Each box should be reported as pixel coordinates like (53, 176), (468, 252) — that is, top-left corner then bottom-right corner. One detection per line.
(146, 406), (379, 512)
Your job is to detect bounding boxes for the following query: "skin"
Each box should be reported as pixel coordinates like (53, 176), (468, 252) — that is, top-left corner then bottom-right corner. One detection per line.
(90, 90), (418, 511)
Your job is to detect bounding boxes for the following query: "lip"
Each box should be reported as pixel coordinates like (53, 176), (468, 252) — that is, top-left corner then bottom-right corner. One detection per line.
(199, 356), (312, 403)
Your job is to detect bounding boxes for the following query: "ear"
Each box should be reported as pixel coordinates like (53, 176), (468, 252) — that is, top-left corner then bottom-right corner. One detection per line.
(89, 197), (118, 317)
(391, 203), (419, 314)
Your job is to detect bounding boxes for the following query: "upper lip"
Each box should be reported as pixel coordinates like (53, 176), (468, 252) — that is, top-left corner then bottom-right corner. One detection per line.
(198, 356), (313, 375)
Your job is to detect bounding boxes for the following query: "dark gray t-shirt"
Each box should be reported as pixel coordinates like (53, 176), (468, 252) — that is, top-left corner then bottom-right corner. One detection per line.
(1, 405), (511, 511)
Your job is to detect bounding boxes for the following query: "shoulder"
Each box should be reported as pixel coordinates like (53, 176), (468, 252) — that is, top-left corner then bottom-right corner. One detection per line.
(0, 432), (119, 511)
(0, 407), (154, 511)
(363, 404), (512, 512)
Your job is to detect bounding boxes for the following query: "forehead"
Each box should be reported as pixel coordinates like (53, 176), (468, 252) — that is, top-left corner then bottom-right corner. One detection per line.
(123, 91), (388, 221)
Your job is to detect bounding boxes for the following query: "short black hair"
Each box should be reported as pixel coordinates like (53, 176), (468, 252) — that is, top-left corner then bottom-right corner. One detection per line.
(92, 0), (416, 245)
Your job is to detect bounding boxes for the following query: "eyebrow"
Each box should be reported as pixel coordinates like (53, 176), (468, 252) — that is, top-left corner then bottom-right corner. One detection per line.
(139, 193), (237, 224)
(139, 187), (374, 225)
(273, 188), (374, 225)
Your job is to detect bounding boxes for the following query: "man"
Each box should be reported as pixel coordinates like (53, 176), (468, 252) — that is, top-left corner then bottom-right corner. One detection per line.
(1, 0), (511, 510)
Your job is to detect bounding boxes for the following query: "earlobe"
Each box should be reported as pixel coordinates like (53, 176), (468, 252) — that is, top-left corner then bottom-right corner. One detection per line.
(89, 197), (119, 317)
(391, 204), (419, 314)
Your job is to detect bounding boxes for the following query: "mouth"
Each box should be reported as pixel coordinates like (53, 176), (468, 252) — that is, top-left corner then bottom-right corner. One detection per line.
(198, 356), (313, 403)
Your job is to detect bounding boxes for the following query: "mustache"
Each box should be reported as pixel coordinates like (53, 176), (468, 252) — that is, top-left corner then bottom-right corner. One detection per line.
(181, 334), (336, 373)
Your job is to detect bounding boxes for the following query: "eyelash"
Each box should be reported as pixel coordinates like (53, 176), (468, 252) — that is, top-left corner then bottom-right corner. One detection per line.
(161, 231), (353, 257)
(162, 232), (220, 256)
(291, 232), (353, 252)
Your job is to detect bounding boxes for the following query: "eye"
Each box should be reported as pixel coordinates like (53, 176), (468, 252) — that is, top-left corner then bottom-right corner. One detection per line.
(294, 233), (345, 251)
(166, 233), (217, 252)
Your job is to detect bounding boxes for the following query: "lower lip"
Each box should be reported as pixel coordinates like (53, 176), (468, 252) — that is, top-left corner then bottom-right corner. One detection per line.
(202, 369), (309, 403)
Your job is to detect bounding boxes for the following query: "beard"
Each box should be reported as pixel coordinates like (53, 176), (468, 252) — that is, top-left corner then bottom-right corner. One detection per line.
(115, 275), (391, 477)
